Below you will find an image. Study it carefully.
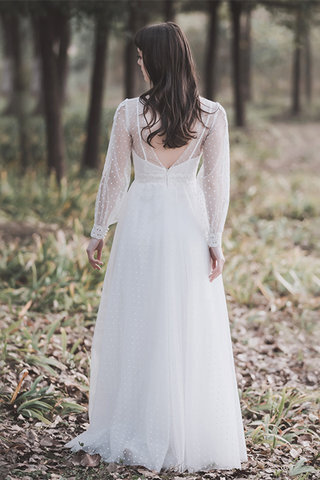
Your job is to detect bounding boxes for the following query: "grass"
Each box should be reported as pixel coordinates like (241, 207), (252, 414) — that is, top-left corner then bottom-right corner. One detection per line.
(0, 114), (319, 479)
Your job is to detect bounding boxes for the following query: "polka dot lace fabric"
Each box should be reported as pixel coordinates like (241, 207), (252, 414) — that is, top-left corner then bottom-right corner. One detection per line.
(90, 96), (230, 248)
(90, 100), (132, 240)
(65, 95), (248, 473)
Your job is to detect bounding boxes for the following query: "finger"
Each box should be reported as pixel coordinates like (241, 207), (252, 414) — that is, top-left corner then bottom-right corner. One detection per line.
(209, 261), (224, 281)
(93, 250), (103, 265)
(90, 256), (103, 267)
(210, 255), (217, 270)
(209, 270), (221, 281)
(89, 259), (103, 270)
(210, 262), (223, 277)
(87, 250), (103, 269)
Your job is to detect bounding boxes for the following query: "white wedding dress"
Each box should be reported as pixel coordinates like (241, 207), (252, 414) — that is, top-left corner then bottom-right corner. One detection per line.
(64, 95), (248, 473)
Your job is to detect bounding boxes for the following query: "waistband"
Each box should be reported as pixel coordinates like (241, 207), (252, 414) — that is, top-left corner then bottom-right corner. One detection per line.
(134, 172), (197, 186)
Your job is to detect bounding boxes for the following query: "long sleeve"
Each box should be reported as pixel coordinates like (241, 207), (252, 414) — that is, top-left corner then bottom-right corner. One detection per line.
(200, 103), (230, 248)
(90, 99), (132, 240)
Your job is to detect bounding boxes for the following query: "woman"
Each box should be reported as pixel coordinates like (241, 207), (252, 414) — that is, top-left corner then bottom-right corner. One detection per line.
(64, 21), (248, 473)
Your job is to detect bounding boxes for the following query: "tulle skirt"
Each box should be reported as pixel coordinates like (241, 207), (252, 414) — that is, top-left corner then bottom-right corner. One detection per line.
(64, 178), (248, 473)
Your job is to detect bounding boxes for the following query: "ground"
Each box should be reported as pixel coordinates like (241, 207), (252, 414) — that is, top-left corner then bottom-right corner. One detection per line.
(0, 119), (319, 479)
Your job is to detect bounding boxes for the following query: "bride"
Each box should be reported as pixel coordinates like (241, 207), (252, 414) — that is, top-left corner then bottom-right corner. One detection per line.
(64, 21), (248, 473)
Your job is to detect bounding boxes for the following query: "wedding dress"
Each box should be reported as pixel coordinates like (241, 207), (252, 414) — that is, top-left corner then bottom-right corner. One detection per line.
(64, 95), (248, 473)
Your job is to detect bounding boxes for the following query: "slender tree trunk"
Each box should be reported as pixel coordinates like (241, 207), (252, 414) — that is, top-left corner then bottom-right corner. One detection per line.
(230, 0), (246, 126)
(243, 2), (252, 102)
(31, 9), (70, 114)
(11, 15), (30, 171)
(54, 10), (71, 106)
(304, 26), (312, 105)
(1, 13), (30, 169)
(124, 0), (138, 99)
(138, 0), (152, 31)
(291, 6), (303, 115)
(37, 12), (65, 184)
(204, 0), (220, 100)
(135, 1), (152, 93)
(0, 13), (16, 114)
(164, 0), (176, 21)
(82, 14), (109, 170)
(31, 15), (44, 115)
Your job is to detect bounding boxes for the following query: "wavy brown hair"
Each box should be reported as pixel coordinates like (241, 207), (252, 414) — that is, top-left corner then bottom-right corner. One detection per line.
(134, 21), (216, 149)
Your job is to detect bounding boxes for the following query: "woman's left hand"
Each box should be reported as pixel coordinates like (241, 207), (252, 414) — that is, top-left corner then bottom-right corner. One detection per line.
(86, 238), (104, 270)
(208, 246), (225, 282)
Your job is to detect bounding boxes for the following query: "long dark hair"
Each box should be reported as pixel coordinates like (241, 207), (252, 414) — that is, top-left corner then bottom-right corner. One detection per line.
(134, 21), (215, 149)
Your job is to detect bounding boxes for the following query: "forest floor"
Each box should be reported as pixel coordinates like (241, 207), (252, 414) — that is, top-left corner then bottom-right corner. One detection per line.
(0, 119), (319, 480)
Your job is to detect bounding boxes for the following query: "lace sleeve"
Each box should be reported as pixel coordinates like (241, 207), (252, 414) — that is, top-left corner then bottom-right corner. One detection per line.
(90, 99), (132, 240)
(200, 103), (230, 248)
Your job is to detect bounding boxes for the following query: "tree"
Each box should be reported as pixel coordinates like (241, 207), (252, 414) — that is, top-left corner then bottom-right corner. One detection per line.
(0, 11), (16, 115)
(204, 0), (221, 100)
(81, 11), (110, 170)
(304, 23), (312, 105)
(262, 0), (320, 115)
(229, 0), (246, 126)
(80, 0), (155, 171)
(291, 3), (304, 115)
(0, 5), (30, 170)
(33, 0), (72, 184)
(243, 1), (253, 102)
(164, 0), (176, 21)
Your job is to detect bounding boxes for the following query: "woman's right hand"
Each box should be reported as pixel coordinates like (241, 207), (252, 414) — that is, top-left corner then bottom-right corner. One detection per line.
(208, 246), (225, 282)
(86, 238), (104, 270)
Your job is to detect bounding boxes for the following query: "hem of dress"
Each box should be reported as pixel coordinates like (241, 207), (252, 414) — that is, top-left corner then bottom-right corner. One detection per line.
(64, 435), (248, 474)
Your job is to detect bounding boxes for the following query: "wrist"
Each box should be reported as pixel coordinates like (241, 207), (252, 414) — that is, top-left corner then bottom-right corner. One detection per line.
(90, 224), (109, 240)
(207, 232), (222, 248)
(209, 245), (224, 259)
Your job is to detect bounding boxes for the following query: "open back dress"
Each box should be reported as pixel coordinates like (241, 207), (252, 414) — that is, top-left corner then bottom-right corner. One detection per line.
(64, 95), (248, 473)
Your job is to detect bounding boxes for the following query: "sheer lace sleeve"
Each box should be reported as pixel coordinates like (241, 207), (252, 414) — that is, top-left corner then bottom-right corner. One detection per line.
(90, 99), (132, 240)
(200, 103), (230, 248)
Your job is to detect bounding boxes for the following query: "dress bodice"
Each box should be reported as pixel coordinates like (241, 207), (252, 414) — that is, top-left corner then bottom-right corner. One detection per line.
(90, 95), (230, 248)
(132, 150), (200, 186)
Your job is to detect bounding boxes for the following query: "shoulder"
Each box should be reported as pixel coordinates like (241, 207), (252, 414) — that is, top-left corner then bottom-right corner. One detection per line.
(199, 96), (228, 133)
(199, 95), (227, 117)
(113, 98), (130, 124)
(120, 96), (140, 109)
(115, 96), (139, 117)
(199, 95), (219, 111)
(113, 98), (134, 133)
(115, 98), (128, 113)
(126, 96), (139, 105)
(115, 97), (139, 112)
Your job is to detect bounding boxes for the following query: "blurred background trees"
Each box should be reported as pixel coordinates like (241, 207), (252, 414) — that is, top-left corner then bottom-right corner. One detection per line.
(0, 0), (319, 184)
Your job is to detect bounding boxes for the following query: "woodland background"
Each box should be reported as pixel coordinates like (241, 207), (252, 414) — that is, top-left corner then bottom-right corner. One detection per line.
(0, 1), (319, 479)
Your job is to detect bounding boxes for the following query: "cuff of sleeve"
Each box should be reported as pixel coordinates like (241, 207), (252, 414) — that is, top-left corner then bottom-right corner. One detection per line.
(207, 232), (222, 248)
(90, 224), (109, 240)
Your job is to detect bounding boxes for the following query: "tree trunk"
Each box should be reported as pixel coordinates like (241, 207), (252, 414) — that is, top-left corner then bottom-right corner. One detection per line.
(304, 26), (312, 105)
(291, 7), (303, 115)
(204, 0), (220, 100)
(230, 0), (246, 126)
(164, 0), (176, 21)
(30, 15), (44, 115)
(243, 2), (252, 102)
(0, 13), (16, 114)
(1, 13), (30, 169)
(37, 12), (65, 184)
(53, 9), (71, 106)
(124, 0), (138, 99)
(11, 15), (30, 171)
(135, 1), (152, 93)
(82, 14), (109, 170)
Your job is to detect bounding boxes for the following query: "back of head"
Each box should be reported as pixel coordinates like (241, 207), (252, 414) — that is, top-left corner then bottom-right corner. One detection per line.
(134, 22), (212, 149)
